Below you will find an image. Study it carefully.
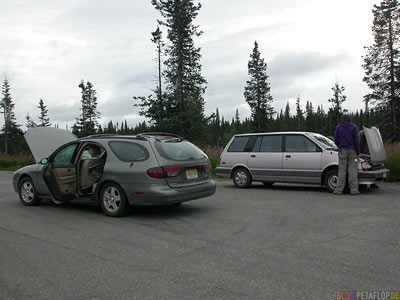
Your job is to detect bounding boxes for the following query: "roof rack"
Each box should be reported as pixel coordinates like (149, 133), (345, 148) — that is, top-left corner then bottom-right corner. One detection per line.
(137, 132), (184, 139)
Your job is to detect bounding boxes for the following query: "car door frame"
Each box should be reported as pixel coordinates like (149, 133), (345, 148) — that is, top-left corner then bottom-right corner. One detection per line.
(42, 141), (82, 202)
(282, 134), (323, 183)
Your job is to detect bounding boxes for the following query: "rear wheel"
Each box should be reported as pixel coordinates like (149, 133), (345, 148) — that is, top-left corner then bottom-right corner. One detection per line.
(19, 177), (42, 206)
(324, 169), (338, 192)
(232, 168), (252, 188)
(100, 183), (128, 217)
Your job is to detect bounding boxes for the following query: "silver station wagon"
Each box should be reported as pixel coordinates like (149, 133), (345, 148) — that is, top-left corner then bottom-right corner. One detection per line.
(13, 127), (216, 217)
(215, 127), (389, 192)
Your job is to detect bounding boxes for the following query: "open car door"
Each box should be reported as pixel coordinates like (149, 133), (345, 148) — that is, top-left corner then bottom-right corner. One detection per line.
(43, 142), (80, 203)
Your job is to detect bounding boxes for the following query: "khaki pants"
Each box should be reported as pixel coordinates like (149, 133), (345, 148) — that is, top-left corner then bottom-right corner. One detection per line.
(335, 150), (359, 193)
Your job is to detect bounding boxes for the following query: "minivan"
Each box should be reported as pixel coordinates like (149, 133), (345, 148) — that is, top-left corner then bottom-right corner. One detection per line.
(215, 128), (389, 192)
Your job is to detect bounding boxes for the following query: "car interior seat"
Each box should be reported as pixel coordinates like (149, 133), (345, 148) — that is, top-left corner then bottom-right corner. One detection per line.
(80, 146), (105, 191)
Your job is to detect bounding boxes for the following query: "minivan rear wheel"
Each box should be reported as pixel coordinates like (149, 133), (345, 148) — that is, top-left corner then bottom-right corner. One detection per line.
(233, 168), (252, 188)
(324, 169), (338, 192)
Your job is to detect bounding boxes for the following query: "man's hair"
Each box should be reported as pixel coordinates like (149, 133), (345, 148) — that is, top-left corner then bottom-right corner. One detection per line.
(341, 114), (351, 122)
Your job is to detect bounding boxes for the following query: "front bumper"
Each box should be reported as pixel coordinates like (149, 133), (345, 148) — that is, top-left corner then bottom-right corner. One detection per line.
(121, 180), (216, 205)
(358, 168), (390, 185)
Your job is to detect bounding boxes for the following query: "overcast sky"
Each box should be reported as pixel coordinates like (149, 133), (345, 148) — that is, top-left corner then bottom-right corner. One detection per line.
(0, 0), (381, 130)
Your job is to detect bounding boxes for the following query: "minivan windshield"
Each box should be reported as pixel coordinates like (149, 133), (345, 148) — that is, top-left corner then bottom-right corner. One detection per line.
(306, 133), (337, 150)
(155, 139), (207, 161)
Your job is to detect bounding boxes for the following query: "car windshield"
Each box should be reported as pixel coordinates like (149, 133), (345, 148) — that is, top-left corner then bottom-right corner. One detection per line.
(306, 133), (338, 150)
(155, 138), (207, 161)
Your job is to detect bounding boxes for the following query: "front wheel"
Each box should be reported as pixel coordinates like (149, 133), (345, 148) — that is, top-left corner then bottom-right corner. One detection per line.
(232, 168), (252, 188)
(324, 169), (338, 192)
(100, 183), (128, 217)
(19, 177), (42, 206)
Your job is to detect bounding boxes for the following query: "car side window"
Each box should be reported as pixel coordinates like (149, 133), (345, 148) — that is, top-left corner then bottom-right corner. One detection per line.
(228, 136), (250, 152)
(260, 135), (282, 152)
(109, 141), (149, 162)
(285, 135), (319, 152)
(53, 144), (78, 164)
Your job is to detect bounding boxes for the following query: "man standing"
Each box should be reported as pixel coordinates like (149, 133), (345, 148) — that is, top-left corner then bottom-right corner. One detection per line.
(333, 115), (361, 195)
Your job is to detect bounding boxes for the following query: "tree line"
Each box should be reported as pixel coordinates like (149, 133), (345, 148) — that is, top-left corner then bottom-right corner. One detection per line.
(1, 0), (399, 155)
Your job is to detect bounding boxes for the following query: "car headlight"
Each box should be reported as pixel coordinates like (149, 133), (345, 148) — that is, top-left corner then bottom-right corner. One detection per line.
(361, 160), (371, 170)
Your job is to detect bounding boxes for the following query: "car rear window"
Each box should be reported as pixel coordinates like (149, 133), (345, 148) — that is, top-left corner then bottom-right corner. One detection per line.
(108, 141), (149, 162)
(155, 139), (206, 161)
(228, 136), (250, 152)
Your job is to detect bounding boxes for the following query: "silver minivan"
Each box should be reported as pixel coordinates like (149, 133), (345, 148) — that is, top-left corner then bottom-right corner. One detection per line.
(215, 128), (389, 192)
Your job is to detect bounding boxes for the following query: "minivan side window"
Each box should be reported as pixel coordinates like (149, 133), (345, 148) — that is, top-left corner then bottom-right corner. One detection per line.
(260, 135), (282, 152)
(285, 135), (320, 152)
(228, 136), (250, 152)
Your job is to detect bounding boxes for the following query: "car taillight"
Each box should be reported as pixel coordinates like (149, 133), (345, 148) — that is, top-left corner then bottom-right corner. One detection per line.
(165, 167), (181, 177)
(203, 163), (211, 172)
(147, 168), (165, 178)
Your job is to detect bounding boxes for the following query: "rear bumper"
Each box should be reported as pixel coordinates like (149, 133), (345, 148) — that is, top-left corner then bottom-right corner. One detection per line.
(215, 167), (231, 178)
(121, 180), (216, 205)
(358, 168), (390, 185)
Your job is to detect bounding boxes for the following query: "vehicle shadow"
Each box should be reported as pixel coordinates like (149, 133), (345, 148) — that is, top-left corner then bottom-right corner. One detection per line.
(39, 198), (212, 219)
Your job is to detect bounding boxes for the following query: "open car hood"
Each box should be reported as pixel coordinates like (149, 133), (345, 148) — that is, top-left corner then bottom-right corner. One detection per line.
(361, 126), (386, 164)
(25, 127), (77, 163)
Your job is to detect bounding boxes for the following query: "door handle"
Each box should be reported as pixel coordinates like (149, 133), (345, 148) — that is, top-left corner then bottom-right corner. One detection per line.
(285, 155), (291, 158)
(251, 155), (256, 158)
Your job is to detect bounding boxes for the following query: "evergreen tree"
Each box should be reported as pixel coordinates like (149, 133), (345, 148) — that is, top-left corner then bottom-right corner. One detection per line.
(244, 41), (274, 132)
(25, 113), (37, 128)
(363, 0), (400, 141)
(37, 98), (51, 127)
(283, 101), (291, 131)
(295, 95), (305, 130)
(73, 80), (101, 137)
(328, 82), (348, 135)
(0, 77), (22, 154)
(141, 0), (207, 142)
(234, 108), (240, 133)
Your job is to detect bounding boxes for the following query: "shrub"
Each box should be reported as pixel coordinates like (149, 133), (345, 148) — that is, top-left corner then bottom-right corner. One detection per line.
(385, 144), (400, 182)
(201, 146), (222, 176)
(0, 154), (35, 171)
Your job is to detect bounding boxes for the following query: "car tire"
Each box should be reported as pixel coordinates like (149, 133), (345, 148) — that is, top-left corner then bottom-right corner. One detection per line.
(100, 183), (128, 217)
(233, 168), (252, 188)
(18, 177), (42, 206)
(324, 169), (338, 192)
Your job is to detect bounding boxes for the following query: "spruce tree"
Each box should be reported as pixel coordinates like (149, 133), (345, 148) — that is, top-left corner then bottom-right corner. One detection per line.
(25, 113), (37, 128)
(363, 0), (400, 141)
(244, 41), (274, 132)
(37, 99), (51, 127)
(143, 0), (207, 142)
(73, 80), (101, 137)
(328, 82), (348, 134)
(0, 77), (22, 154)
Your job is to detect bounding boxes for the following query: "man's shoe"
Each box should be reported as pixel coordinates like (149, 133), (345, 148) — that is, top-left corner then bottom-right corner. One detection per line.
(333, 191), (342, 195)
(350, 191), (360, 195)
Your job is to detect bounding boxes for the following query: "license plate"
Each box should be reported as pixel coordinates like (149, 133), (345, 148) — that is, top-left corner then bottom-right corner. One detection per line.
(186, 169), (198, 180)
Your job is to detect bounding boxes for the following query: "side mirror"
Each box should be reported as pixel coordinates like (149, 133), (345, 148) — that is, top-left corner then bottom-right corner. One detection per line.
(40, 158), (49, 165)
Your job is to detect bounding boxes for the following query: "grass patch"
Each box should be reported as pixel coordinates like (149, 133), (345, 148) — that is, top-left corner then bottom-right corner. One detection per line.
(201, 146), (222, 177)
(0, 154), (35, 171)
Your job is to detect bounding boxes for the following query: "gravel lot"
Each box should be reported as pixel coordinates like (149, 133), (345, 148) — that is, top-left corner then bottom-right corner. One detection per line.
(0, 171), (399, 300)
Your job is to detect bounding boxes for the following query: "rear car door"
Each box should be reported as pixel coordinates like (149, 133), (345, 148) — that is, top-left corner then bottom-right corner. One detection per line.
(247, 135), (283, 181)
(43, 142), (80, 202)
(282, 134), (322, 183)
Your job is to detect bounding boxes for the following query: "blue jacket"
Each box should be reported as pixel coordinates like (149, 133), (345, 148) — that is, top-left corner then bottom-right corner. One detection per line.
(334, 121), (360, 155)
